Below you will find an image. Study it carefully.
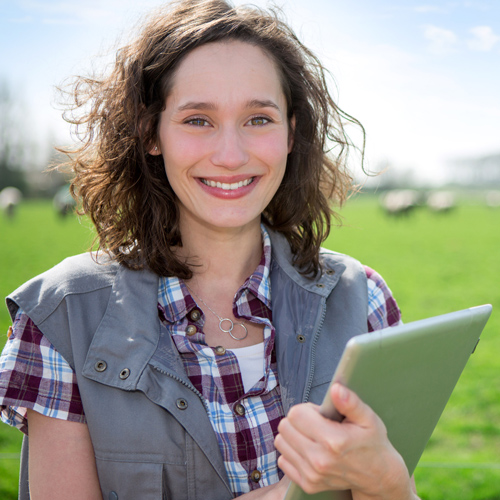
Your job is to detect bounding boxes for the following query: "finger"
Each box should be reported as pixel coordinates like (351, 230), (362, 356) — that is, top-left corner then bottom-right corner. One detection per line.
(275, 412), (324, 467)
(275, 445), (302, 486)
(275, 412), (349, 492)
(282, 402), (343, 444)
(275, 414), (330, 485)
(276, 431), (351, 494)
(276, 439), (339, 494)
(275, 431), (309, 488)
(330, 383), (384, 431)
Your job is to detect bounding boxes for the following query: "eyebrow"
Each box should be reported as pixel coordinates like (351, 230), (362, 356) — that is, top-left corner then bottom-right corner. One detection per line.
(177, 101), (217, 112)
(176, 99), (282, 113)
(246, 99), (281, 112)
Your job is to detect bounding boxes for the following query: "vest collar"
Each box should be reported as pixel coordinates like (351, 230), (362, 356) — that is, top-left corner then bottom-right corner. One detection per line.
(267, 228), (346, 296)
(82, 262), (161, 389)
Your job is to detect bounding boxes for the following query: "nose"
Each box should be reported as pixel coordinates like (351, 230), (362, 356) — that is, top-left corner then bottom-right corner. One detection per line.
(210, 126), (250, 170)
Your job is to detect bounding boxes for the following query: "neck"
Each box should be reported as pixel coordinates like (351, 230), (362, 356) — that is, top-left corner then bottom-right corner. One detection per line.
(176, 218), (264, 294)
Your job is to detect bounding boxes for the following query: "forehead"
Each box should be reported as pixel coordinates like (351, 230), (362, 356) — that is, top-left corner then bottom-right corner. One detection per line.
(167, 40), (286, 109)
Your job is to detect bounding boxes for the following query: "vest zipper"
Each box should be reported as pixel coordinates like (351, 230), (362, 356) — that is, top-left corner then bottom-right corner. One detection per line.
(302, 296), (327, 403)
(152, 365), (210, 415)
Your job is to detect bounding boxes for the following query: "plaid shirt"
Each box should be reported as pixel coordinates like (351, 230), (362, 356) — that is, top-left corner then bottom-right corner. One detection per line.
(0, 233), (401, 495)
(154, 229), (281, 494)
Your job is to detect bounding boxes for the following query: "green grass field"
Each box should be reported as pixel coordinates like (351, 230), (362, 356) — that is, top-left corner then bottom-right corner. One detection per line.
(0, 196), (499, 499)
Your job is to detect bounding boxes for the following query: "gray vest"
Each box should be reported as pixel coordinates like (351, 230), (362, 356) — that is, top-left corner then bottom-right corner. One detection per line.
(7, 230), (368, 500)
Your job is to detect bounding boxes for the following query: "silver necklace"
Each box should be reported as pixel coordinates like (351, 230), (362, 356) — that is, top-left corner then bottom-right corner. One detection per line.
(185, 284), (248, 341)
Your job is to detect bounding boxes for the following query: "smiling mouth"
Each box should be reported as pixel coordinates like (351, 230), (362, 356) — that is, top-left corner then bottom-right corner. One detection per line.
(200, 177), (255, 190)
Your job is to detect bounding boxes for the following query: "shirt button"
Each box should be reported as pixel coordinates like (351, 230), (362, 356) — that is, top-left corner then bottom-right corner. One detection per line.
(250, 470), (262, 483)
(214, 346), (226, 355)
(234, 403), (245, 416)
(189, 309), (201, 321)
(186, 325), (197, 336)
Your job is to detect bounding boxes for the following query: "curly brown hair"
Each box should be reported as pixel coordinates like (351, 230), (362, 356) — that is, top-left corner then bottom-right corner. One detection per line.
(61, 0), (364, 278)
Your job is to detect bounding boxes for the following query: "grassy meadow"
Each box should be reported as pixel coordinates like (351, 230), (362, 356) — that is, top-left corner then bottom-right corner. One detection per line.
(0, 196), (499, 499)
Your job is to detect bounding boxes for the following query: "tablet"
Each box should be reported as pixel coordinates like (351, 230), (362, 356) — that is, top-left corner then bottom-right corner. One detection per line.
(284, 304), (492, 500)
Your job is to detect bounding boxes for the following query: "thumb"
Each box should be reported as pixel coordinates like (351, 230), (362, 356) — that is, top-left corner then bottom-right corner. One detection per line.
(330, 383), (378, 428)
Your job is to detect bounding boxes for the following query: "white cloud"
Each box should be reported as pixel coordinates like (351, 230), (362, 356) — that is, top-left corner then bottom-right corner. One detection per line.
(423, 25), (458, 54)
(328, 43), (470, 181)
(467, 26), (500, 51)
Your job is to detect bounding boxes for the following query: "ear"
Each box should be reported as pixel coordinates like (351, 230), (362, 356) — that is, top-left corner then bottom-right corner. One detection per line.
(287, 115), (296, 154)
(149, 144), (162, 156)
(137, 104), (160, 156)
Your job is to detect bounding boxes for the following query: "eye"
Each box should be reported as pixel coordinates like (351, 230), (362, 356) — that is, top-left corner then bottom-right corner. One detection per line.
(185, 117), (210, 127)
(247, 116), (270, 126)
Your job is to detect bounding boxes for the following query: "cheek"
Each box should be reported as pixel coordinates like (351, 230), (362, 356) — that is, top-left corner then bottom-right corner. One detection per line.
(250, 133), (289, 173)
(163, 131), (210, 169)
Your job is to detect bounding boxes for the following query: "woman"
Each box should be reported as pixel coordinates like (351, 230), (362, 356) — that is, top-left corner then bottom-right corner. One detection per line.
(0, 1), (419, 499)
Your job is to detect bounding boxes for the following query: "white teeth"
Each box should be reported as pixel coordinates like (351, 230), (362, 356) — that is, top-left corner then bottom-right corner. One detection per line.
(202, 178), (254, 190)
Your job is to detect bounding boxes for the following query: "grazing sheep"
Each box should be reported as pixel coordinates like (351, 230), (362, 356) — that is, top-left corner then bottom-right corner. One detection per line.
(53, 185), (76, 217)
(380, 189), (419, 216)
(0, 186), (22, 218)
(427, 191), (456, 213)
(486, 190), (500, 208)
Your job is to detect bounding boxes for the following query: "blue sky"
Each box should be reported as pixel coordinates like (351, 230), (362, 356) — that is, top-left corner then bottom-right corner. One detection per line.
(1, 0), (499, 184)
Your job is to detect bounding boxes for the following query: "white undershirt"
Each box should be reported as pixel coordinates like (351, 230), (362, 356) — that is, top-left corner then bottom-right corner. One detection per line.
(230, 342), (265, 393)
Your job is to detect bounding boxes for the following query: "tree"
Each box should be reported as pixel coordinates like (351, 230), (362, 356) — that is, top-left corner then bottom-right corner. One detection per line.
(0, 79), (28, 192)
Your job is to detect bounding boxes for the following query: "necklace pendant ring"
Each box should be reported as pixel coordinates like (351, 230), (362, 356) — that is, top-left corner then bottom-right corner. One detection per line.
(219, 318), (234, 333)
(218, 318), (248, 340)
(229, 322), (248, 341)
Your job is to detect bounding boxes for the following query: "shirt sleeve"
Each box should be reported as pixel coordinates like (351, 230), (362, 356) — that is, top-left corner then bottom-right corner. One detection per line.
(364, 266), (402, 332)
(0, 309), (86, 434)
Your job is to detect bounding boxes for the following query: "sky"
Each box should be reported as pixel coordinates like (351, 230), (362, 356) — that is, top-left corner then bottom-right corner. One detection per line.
(1, 0), (499, 185)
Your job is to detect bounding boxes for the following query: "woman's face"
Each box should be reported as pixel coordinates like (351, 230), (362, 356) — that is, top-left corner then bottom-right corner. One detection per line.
(153, 40), (293, 235)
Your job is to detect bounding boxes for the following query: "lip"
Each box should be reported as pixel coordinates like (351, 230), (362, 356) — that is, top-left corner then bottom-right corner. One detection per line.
(196, 175), (260, 199)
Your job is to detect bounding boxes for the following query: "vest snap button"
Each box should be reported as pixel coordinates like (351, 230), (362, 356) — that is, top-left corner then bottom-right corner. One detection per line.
(95, 360), (107, 372)
(119, 368), (130, 380)
(176, 398), (188, 410)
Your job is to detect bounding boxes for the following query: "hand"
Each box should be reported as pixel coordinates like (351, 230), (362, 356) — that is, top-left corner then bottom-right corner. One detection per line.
(274, 384), (418, 500)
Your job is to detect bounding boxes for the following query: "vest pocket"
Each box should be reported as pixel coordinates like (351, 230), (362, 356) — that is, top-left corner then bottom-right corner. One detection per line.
(95, 458), (173, 499)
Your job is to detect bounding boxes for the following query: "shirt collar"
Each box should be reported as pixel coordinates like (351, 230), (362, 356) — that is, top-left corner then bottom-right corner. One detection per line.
(158, 225), (272, 324)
